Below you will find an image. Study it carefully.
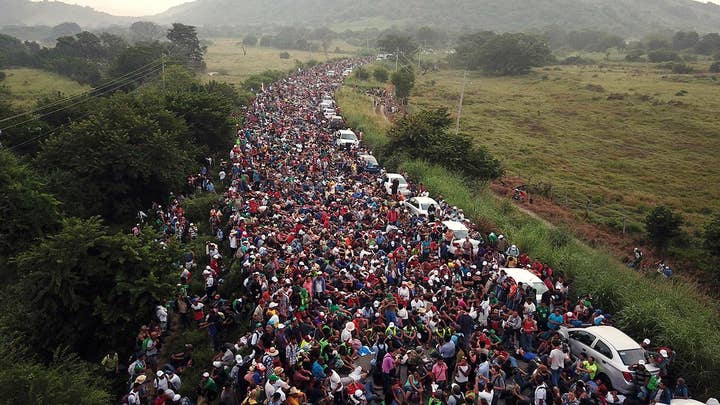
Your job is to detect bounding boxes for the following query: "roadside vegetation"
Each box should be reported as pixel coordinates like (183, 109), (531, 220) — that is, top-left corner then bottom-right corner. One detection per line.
(337, 84), (720, 397)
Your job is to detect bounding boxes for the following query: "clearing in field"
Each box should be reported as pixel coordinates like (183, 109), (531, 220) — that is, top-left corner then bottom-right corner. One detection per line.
(203, 38), (359, 86)
(410, 64), (720, 232)
(1, 68), (90, 108)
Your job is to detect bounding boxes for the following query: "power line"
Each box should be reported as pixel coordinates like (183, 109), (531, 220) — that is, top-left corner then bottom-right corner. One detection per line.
(0, 58), (165, 124)
(7, 65), (165, 152)
(0, 65), (163, 133)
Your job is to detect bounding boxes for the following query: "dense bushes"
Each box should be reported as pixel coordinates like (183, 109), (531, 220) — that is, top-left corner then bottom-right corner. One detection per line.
(385, 108), (503, 181)
(454, 31), (553, 75)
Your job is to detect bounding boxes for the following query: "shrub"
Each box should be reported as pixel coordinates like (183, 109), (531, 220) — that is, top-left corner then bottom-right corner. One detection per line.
(710, 61), (720, 73)
(647, 49), (680, 63)
(670, 63), (694, 74)
(703, 214), (720, 256)
(354, 66), (370, 80)
(625, 49), (645, 62)
(645, 206), (683, 247)
(373, 67), (389, 83)
(279, 51), (290, 59)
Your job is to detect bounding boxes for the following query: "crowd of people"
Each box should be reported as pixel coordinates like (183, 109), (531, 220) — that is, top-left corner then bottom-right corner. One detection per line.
(118, 60), (711, 405)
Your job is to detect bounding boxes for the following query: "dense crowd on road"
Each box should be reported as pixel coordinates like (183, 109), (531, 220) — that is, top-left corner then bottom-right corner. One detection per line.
(117, 60), (714, 405)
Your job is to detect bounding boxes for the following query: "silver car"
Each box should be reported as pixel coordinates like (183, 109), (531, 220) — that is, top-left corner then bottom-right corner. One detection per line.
(560, 326), (659, 394)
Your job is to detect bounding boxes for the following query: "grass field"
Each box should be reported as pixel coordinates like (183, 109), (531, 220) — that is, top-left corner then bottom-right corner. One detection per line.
(408, 63), (720, 233)
(203, 38), (360, 86)
(0, 68), (90, 107)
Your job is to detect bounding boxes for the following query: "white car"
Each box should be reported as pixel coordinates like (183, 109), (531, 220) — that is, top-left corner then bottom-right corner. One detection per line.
(381, 173), (411, 196)
(498, 267), (548, 303)
(342, 69), (352, 76)
(403, 196), (440, 217)
(323, 108), (336, 119)
(442, 220), (482, 256)
(335, 129), (359, 148)
(559, 326), (659, 394)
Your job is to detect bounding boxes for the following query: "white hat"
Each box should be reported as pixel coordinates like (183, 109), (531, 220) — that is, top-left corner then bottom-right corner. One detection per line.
(202, 372), (210, 378)
(638, 359), (646, 365)
(212, 361), (223, 368)
(643, 338), (651, 345)
(345, 322), (356, 331)
(659, 349), (668, 358)
(236, 354), (243, 364)
(277, 323), (285, 329)
(271, 276), (278, 283)
(173, 395), (181, 401)
(269, 302), (278, 308)
(156, 370), (164, 377)
(388, 322), (395, 328)
(498, 235), (504, 239)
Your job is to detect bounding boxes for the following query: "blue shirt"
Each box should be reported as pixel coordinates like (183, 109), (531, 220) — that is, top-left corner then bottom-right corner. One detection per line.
(547, 312), (563, 330)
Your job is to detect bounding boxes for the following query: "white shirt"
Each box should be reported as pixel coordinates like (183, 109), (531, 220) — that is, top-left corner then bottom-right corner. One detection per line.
(549, 348), (566, 370)
(156, 306), (168, 322)
(523, 302), (536, 315)
(535, 383), (548, 405)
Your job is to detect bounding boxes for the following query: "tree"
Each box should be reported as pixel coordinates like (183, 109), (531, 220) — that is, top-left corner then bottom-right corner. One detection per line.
(0, 339), (111, 403)
(49, 22), (82, 40)
(12, 217), (178, 358)
(453, 31), (496, 69)
(373, 67), (389, 82)
(647, 49), (680, 62)
(645, 206), (683, 247)
(695, 33), (720, 55)
(377, 33), (418, 59)
(672, 31), (700, 50)
(703, 214), (720, 257)
(475, 33), (552, 75)
(108, 41), (165, 86)
(129, 21), (165, 42)
(391, 68), (415, 103)
(415, 26), (444, 48)
(354, 66), (370, 80)
(0, 149), (61, 279)
(385, 108), (503, 181)
(36, 91), (196, 220)
(167, 23), (206, 71)
(243, 35), (258, 47)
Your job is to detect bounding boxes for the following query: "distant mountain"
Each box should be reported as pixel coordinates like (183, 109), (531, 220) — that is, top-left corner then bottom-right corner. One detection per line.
(0, 0), (131, 28)
(151, 0), (720, 37)
(2, 0), (720, 37)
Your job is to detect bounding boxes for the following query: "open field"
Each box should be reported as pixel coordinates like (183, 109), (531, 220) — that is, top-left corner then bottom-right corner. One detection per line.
(409, 63), (720, 234)
(203, 38), (360, 86)
(0, 68), (90, 107)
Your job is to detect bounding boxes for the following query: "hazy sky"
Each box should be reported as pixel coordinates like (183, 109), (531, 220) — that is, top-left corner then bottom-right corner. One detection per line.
(35, 0), (720, 17)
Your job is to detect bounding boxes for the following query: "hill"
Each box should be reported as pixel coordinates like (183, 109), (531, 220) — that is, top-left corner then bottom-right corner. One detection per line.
(0, 0), (131, 28)
(152, 0), (720, 37)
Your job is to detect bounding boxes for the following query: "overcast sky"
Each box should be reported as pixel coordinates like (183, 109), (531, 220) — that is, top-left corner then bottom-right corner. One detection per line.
(35, 0), (720, 17)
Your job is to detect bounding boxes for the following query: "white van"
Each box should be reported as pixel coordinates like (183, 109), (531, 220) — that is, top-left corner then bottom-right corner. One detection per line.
(498, 267), (548, 303)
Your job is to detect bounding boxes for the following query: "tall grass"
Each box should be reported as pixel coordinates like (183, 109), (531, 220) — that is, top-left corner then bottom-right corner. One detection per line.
(339, 85), (720, 397)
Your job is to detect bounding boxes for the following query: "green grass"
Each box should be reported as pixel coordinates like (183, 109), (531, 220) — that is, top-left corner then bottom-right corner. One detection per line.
(408, 63), (720, 233)
(0, 68), (90, 107)
(203, 38), (359, 87)
(338, 83), (720, 398)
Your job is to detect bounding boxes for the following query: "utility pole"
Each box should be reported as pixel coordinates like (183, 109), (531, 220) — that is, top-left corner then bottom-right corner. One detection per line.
(161, 53), (166, 92)
(455, 70), (467, 135)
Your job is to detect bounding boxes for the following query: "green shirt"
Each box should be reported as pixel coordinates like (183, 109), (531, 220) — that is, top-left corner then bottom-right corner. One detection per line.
(204, 377), (217, 393)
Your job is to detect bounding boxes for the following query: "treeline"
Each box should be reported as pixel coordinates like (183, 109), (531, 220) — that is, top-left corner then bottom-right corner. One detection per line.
(452, 31), (553, 75)
(0, 23), (279, 399)
(0, 22), (206, 85)
(538, 27), (720, 60)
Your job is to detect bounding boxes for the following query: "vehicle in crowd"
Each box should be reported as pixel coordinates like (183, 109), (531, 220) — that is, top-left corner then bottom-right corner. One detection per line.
(498, 267), (548, 303)
(328, 115), (345, 130)
(559, 326), (660, 394)
(342, 68), (353, 76)
(381, 173), (411, 196)
(441, 220), (482, 255)
(319, 100), (334, 110)
(335, 129), (359, 148)
(358, 154), (381, 173)
(403, 196), (440, 216)
(323, 108), (336, 119)
(671, 400), (706, 405)
(326, 70), (336, 76)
